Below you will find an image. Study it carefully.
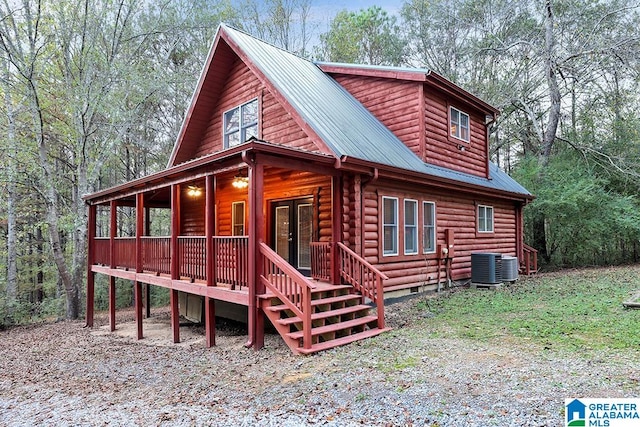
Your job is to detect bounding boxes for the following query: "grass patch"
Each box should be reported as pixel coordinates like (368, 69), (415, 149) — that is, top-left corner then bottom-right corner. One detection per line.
(419, 266), (640, 351)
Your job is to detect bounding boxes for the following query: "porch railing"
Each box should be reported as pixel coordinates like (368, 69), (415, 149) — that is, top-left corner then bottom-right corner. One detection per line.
(177, 236), (206, 281)
(522, 243), (538, 275)
(337, 242), (387, 329)
(310, 242), (331, 281)
(259, 242), (316, 351)
(94, 237), (111, 266)
(214, 236), (249, 289)
(142, 236), (171, 275)
(114, 237), (136, 270)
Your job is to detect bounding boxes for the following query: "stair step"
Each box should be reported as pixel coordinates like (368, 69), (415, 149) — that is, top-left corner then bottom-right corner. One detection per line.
(287, 315), (378, 340)
(296, 328), (392, 355)
(265, 294), (363, 313)
(276, 304), (371, 326)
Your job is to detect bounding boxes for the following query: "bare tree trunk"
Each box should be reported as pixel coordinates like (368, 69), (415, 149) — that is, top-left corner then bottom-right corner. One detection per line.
(540, 0), (562, 167)
(4, 59), (18, 317)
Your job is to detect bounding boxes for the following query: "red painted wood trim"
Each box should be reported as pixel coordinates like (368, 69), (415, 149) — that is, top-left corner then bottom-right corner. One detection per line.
(205, 297), (215, 347)
(110, 200), (117, 268)
(171, 184), (180, 280)
(134, 281), (143, 340)
(109, 276), (116, 332)
(331, 175), (342, 284)
(170, 289), (180, 343)
(85, 204), (96, 327)
(136, 193), (144, 273)
(205, 176), (215, 287)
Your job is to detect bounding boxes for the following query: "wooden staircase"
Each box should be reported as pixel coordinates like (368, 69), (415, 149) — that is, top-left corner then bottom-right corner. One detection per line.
(258, 242), (390, 355)
(521, 243), (539, 275)
(261, 283), (389, 355)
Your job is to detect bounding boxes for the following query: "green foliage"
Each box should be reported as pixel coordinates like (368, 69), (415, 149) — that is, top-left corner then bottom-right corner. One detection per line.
(318, 6), (406, 65)
(513, 153), (640, 267)
(422, 267), (640, 351)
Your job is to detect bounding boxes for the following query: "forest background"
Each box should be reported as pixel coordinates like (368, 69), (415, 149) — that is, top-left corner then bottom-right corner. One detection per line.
(1, 0), (640, 326)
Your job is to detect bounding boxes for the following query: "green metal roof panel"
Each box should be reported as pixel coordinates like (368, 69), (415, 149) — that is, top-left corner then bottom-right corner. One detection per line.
(221, 25), (531, 198)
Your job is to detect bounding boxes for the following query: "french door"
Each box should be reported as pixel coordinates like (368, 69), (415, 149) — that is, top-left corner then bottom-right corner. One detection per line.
(271, 198), (313, 276)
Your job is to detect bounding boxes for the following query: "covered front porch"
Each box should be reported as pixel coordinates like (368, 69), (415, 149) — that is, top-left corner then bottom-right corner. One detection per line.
(84, 141), (388, 354)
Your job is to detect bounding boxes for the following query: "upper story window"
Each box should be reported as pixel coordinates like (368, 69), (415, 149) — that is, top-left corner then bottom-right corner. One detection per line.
(224, 99), (258, 148)
(382, 197), (398, 256)
(423, 201), (436, 253)
(478, 205), (494, 233)
(404, 199), (418, 255)
(450, 106), (470, 142)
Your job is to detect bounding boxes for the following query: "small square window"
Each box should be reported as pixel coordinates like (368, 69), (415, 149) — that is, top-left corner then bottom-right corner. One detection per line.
(450, 106), (470, 142)
(224, 99), (258, 148)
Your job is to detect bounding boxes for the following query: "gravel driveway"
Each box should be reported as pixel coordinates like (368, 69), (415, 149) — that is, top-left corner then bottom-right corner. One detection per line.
(1, 297), (638, 426)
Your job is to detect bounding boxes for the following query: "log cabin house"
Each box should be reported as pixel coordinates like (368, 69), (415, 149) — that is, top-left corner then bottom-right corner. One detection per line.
(84, 24), (536, 355)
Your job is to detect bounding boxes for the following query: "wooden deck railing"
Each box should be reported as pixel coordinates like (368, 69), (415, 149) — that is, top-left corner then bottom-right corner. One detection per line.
(337, 242), (388, 329)
(259, 242), (316, 350)
(94, 237), (110, 265)
(522, 243), (538, 275)
(177, 236), (206, 281)
(214, 236), (249, 289)
(142, 236), (171, 275)
(114, 237), (136, 270)
(310, 242), (331, 281)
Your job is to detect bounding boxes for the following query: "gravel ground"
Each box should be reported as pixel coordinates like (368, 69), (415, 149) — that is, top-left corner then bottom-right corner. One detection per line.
(0, 295), (638, 427)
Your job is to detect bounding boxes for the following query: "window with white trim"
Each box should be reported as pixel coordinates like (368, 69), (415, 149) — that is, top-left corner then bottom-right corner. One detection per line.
(423, 201), (436, 253)
(382, 197), (398, 256)
(232, 201), (245, 236)
(224, 99), (258, 148)
(450, 106), (470, 142)
(478, 205), (494, 233)
(404, 199), (418, 255)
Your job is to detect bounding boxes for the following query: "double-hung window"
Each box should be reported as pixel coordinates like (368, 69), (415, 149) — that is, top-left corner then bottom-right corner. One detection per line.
(382, 197), (398, 256)
(224, 99), (258, 148)
(404, 199), (418, 255)
(232, 201), (245, 236)
(423, 201), (436, 253)
(478, 205), (494, 233)
(450, 106), (470, 142)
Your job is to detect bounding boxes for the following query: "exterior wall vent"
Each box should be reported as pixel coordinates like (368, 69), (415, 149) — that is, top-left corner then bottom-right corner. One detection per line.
(471, 253), (503, 284)
(501, 256), (519, 282)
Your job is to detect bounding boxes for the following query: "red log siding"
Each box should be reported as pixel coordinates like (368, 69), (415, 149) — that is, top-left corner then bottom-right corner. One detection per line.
(352, 182), (517, 291)
(193, 58), (324, 160)
(423, 90), (488, 177)
(332, 75), (422, 156)
(180, 187), (205, 236)
(215, 175), (248, 236)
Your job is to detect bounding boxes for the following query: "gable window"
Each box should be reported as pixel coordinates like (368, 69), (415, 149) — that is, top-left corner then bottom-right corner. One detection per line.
(450, 106), (470, 142)
(224, 98), (258, 148)
(232, 201), (245, 236)
(423, 201), (436, 253)
(382, 197), (398, 256)
(478, 205), (494, 233)
(404, 199), (418, 255)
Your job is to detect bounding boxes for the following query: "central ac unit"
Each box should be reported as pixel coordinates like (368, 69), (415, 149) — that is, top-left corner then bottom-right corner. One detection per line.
(501, 256), (519, 283)
(471, 253), (503, 284)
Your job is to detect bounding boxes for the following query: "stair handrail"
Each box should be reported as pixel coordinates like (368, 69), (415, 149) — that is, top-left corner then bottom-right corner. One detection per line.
(336, 242), (388, 329)
(522, 243), (538, 275)
(258, 242), (316, 350)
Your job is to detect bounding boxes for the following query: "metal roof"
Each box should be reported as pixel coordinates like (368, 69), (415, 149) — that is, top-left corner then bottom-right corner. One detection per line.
(220, 25), (531, 198)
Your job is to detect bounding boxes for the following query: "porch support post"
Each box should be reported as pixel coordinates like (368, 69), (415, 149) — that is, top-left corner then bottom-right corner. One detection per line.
(331, 175), (343, 285)
(134, 280), (143, 339)
(85, 203), (96, 327)
(144, 206), (151, 318)
(135, 193), (144, 339)
(109, 276), (116, 332)
(205, 175), (215, 347)
(170, 184), (180, 343)
(246, 155), (265, 351)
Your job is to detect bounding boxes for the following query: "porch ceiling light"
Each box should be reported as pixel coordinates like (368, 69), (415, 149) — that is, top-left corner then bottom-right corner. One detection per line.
(232, 175), (249, 189)
(187, 185), (202, 197)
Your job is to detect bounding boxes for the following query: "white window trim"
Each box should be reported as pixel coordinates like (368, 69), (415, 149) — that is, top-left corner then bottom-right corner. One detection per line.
(423, 201), (436, 254)
(382, 196), (399, 257)
(232, 201), (245, 236)
(450, 106), (470, 143)
(478, 205), (494, 233)
(223, 98), (258, 149)
(404, 199), (418, 255)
